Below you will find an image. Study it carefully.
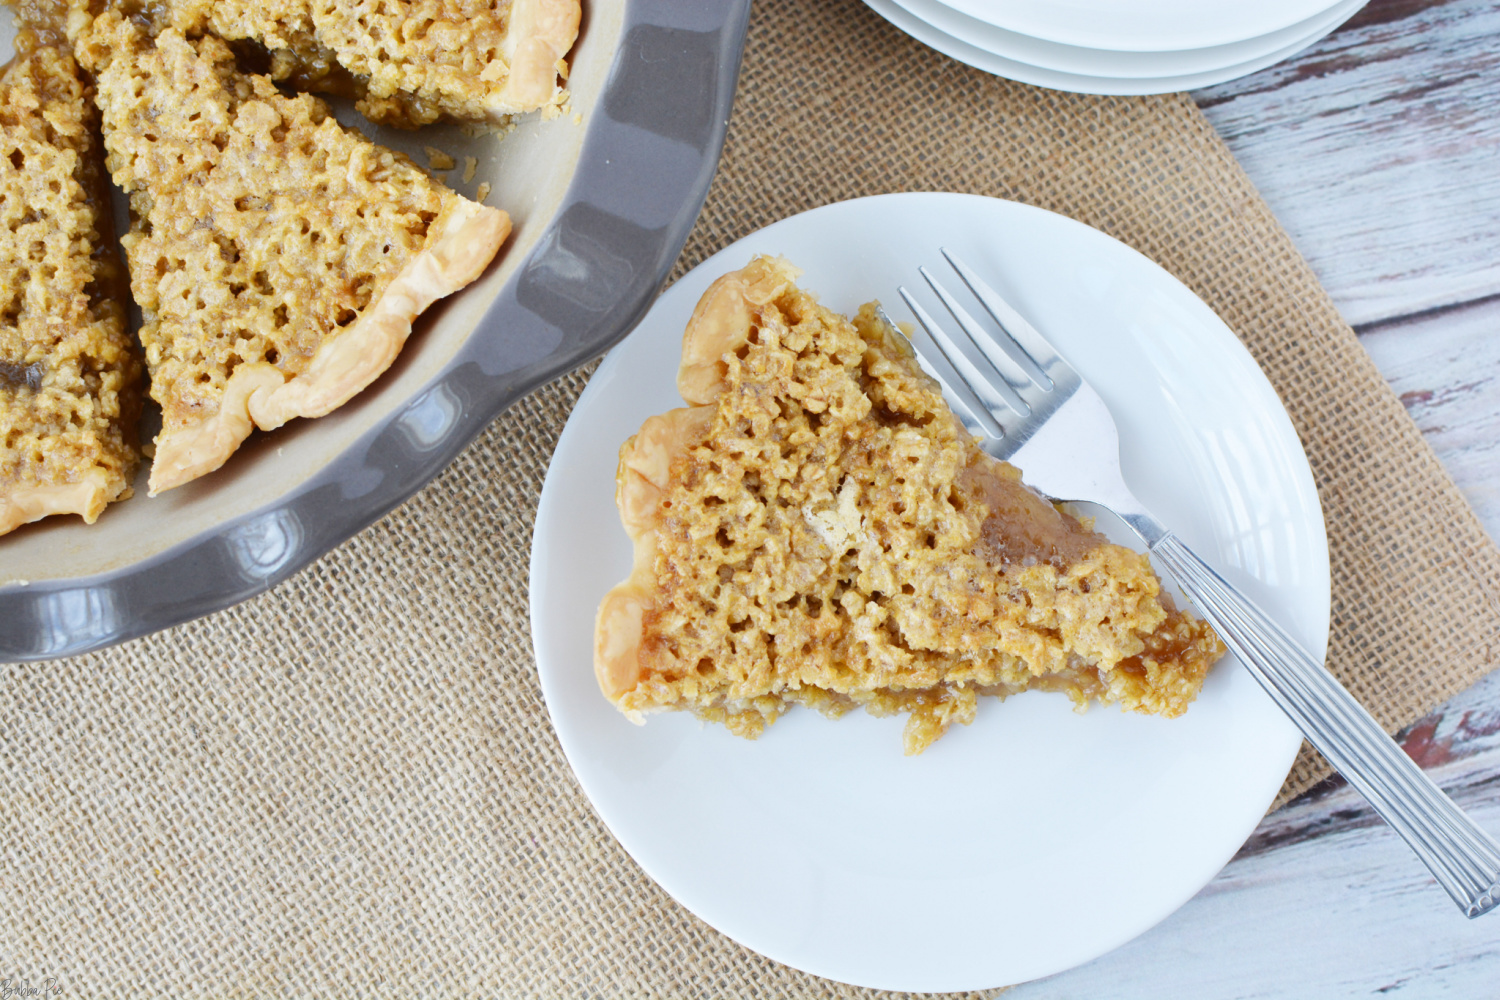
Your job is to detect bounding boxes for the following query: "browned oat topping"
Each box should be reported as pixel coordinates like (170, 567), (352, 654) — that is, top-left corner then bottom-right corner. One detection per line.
(77, 10), (510, 493)
(154, 0), (579, 127)
(596, 257), (1226, 753)
(0, 42), (139, 535)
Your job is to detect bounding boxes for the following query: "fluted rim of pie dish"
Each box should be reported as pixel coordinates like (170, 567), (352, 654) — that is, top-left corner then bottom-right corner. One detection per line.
(0, 0), (754, 662)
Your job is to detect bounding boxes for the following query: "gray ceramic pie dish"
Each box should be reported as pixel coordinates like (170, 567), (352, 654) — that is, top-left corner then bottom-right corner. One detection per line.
(0, 0), (753, 661)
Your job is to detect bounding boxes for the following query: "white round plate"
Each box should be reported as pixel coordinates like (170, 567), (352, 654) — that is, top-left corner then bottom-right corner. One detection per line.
(865, 0), (1352, 94)
(893, 0), (1364, 79)
(937, 0), (1346, 52)
(530, 194), (1323, 991)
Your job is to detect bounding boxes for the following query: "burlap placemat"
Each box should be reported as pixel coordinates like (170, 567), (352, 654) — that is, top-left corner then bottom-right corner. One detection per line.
(5, 0), (1499, 995)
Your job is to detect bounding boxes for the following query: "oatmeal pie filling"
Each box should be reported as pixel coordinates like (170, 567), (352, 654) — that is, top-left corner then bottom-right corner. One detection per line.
(597, 256), (1226, 753)
(151, 0), (580, 127)
(0, 0), (585, 527)
(77, 10), (510, 493)
(0, 39), (139, 535)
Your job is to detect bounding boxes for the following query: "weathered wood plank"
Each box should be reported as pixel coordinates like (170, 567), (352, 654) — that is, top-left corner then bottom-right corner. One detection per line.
(1249, 669), (1500, 856)
(1194, 0), (1500, 327)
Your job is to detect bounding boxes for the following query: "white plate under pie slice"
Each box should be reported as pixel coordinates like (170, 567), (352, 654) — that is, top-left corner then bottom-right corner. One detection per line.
(529, 193), (1324, 991)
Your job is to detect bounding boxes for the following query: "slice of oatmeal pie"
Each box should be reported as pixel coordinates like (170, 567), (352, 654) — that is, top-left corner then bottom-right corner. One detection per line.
(595, 256), (1226, 754)
(0, 41), (139, 536)
(153, 0), (579, 127)
(76, 10), (511, 494)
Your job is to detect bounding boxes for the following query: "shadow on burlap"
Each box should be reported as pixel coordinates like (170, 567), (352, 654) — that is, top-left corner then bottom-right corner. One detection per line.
(3, 0), (1497, 995)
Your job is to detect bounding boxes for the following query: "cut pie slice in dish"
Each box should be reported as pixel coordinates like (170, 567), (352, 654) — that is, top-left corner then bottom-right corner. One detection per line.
(0, 44), (140, 536)
(595, 256), (1226, 753)
(153, 0), (580, 127)
(76, 12), (511, 494)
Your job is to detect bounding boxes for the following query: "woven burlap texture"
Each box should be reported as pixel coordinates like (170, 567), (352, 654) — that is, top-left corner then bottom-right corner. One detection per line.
(6, 0), (1500, 996)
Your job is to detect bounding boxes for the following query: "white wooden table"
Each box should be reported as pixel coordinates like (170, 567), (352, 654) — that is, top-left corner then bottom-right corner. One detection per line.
(1014, 1), (1500, 995)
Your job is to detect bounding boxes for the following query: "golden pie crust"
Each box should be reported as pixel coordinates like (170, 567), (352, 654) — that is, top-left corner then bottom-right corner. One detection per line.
(0, 42), (138, 536)
(77, 12), (511, 494)
(596, 257), (1226, 753)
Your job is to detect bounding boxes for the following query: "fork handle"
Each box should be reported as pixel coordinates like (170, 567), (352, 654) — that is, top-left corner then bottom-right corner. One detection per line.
(1148, 530), (1500, 918)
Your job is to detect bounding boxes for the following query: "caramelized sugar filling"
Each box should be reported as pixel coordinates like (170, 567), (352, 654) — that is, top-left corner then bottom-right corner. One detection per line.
(0, 359), (42, 390)
(963, 460), (1102, 569)
(5, 0), (71, 55)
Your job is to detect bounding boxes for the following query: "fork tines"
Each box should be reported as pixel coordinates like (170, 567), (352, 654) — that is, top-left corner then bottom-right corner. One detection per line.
(892, 249), (1079, 448)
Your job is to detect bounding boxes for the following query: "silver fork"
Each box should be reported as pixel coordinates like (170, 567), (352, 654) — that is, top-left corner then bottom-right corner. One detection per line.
(886, 248), (1500, 919)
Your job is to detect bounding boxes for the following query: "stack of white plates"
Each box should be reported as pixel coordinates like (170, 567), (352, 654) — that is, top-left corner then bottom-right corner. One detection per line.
(865, 0), (1367, 94)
